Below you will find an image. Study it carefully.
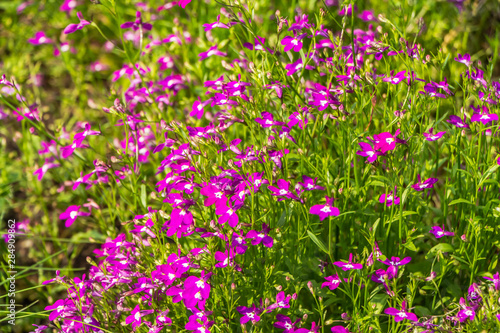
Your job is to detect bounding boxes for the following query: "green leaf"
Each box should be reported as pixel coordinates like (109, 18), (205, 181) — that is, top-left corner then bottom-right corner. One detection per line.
(141, 184), (147, 208)
(426, 243), (454, 259)
(307, 230), (329, 254)
(448, 198), (473, 206)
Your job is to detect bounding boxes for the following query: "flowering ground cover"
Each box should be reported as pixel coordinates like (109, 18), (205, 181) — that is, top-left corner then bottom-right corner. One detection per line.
(1, 0), (500, 332)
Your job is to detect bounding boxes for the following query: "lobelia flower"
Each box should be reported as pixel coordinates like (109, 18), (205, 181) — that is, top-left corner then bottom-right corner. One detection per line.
(28, 31), (53, 45)
(215, 201), (242, 228)
(236, 303), (263, 324)
(309, 196), (340, 221)
(33, 159), (60, 180)
(429, 225), (454, 238)
(447, 114), (470, 129)
(264, 81), (287, 98)
(356, 142), (380, 163)
(288, 110), (310, 129)
(59, 205), (90, 227)
(457, 297), (475, 322)
(359, 10), (376, 21)
(190, 97), (211, 119)
(198, 45), (227, 61)
(419, 84), (446, 98)
(255, 112), (285, 128)
(371, 266), (397, 284)
(330, 326), (350, 333)
(483, 272), (500, 290)
(412, 175), (438, 191)
(423, 128), (446, 141)
(246, 223), (273, 247)
(177, 0), (192, 9)
(125, 305), (154, 330)
(60, 0), (78, 12)
(382, 70), (408, 85)
(288, 14), (311, 31)
(285, 58), (314, 76)
(322, 274), (341, 290)
(203, 15), (235, 31)
(333, 253), (363, 271)
(379, 187), (400, 206)
(372, 130), (401, 153)
(121, 11), (152, 31)
(268, 291), (292, 311)
(384, 300), (418, 322)
(274, 314), (300, 333)
(281, 33), (308, 52)
(298, 175), (324, 191)
(63, 12), (90, 34)
(268, 179), (299, 201)
(470, 105), (498, 124)
(380, 256), (411, 267)
(454, 53), (471, 67)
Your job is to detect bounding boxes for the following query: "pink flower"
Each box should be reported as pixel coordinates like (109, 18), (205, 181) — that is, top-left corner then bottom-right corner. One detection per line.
(28, 31), (52, 45)
(59, 205), (90, 227)
(423, 128), (446, 141)
(198, 45), (227, 61)
(379, 187), (400, 206)
(384, 300), (418, 322)
(64, 12), (90, 34)
(333, 253), (363, 271)
(321, 274), (341, 290)
(429, 225), (454, 238)
(309, 196), (340, 221)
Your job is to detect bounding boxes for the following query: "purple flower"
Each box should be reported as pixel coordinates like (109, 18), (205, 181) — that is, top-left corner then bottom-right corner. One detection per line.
(483, 272), (500, 290)
(379, 187), (400, 206)
(255, 112), (285, 128)
(33, 159), (60, 180)
(246, 223), (273, 247)
(198, 45), (227, 61)
(264, 81), (287, 98)
(358, 10), (376, 21)
(309, 196), (340, 221)
(384, 301), (418, 322)
(288, 14), (311, 31)
(288, 110), (310, 129)
(281, 33), (307, 52)
(447, 114), (470, 129)
(371, 266), (397, 284)
(297, 175), (324, 191)
(379, 256), (411, 267)
(63, 12), (90, 34)
(457, 297), (475, 322)
(268, 291), (291, 310)
(236, 304), (263, 324)
(59, 205), (90, 227)
(295, 322), (320, 333)
(60, 0), (78, 12)
(203, 15), (234, 31)
(470, 105), (498, 124)
(125, 305), (154, 329)
(120, 11), (152, 31)
(454, 53), (471, 67)
(356, 142), (380, 163)
(215, 201), (242, 228)
(274, 314), (299, 332)
(429, 226), (454, 238)
(331, 326), (350, 333)
(28, 31), (52, 45)
(333, 253), (363, 271)
(321, 274), (341, 290)
(268, 179), (299, 201)
(382, 70), (407, 85)
(412, 175), (438, 191)
(285, 58), (314, 76)
(373, 130), (401, 153)
(423, 128), (445, 141)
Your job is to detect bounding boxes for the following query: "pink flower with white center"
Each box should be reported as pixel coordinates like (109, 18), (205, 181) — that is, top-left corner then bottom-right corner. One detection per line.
(321, 274), (341, 290)
(190, 97), (210, 119)
(483, 272), (500, 290)
(246, 223), (273, 247)
(384, 300), (418, 322)
(373, 130), (401, 153)
(333, 253), (363, 271)
(120, 11), (152, 31)
(330, 326), (350, 333)
(356, 142), (380, 163)
(285, 58), (314, 76)
(456, 297), (475, 322)
(412, 175), (438, 191)
(59, 205), (90, 227)
(470, 105), (498, 124)
(60, 0), (78, 12)
(454, 53), (471, 67)
(215, 201), (242, 228)
(33, 159), (60, 180)
(63, 12), (90, 34)
(429, 225), (454, 239)
(125, 305), (154, 329)
(28, 31), (53, 45)
(309, 196), (340, 221)
(236, 304), (263, 325)
(379, 187), (400, 206)
(423, 128), (446, 141)
(380, 256), (411, 267)
(268, 291), (291, 310)
(198, 45), (227, 61)
(281, 33), (307, 52)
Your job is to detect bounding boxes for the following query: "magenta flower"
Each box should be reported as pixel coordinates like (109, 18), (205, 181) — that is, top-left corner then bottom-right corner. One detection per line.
(255, 112), (285, 128)
(412, 175), (438, 191)
(203, 15), (233, 31)
(125, 305), (154, 329)
(287, 110), (309, 129)
(429, 225), (454, 238)
(177, 0), (192, 8)
(296, 322), (320, 333)
(321, 274), (341, 290)
(281, 33), (307, 52)
(215, 201), (242, 228)
(447, 115), (470, 129)
(33, 160), (60, 180)
(371, 266), (397, 284)
(60, 0), (78, 12)
(268, 291), (291, 310)
(384, 301), (418, 322)
(63, 12), (90, 34)
(286, 58), (314, 76)
(264, 81), (287, 98)
(120, 11), (152, 31)
(356, 142), (380, 163)
(470, 105), (498, 124)
(246, 223), (274, 247)
(190, 98), (210, 119)
(59, 205), (90, 227)
(331, 326), (350, 333)
(288, 14), (311, 31)
(333, 253), (363, 271)
(309, 196), (340, 221)
(457, 297), (475, 322)
(483, 272), (500, 290)
(28, 31), (53, 45)
(268, 179), (299, 201)
(382, 70), (407, 85)
(274, 314), (299, 332)
(297, 175), (324, 191)
(236, 304), (263, 324)
(373, 130), (401, 153)
(379, 187), (400, 206)
(454, 53), (471, 67)
(358, 10), (376, 21)
(380, 256), (411, 267)
(198, 45), (227, 61)
(423, 128), (445, 141)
